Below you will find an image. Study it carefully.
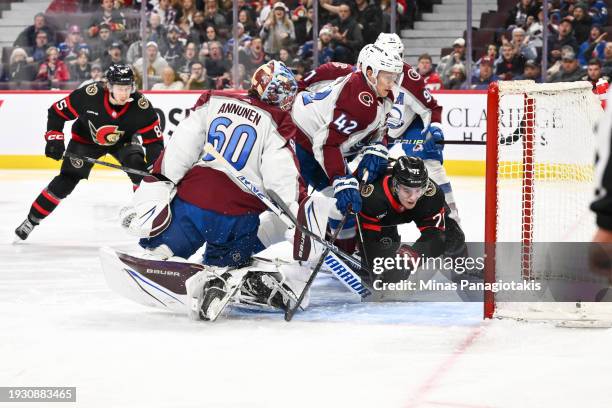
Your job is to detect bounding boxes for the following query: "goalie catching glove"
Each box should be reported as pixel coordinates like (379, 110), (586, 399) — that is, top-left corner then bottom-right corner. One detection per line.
(120, 175), (176, 238)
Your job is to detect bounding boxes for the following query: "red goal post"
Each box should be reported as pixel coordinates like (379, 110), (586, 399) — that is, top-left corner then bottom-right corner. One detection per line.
(484, 80), (609, 323)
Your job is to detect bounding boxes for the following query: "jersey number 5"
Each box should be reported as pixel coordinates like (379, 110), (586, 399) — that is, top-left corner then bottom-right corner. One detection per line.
(203, 117), (257, 170)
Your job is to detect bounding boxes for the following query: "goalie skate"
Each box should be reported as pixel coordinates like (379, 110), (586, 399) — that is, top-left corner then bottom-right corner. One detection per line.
(239, 271), (299, 312)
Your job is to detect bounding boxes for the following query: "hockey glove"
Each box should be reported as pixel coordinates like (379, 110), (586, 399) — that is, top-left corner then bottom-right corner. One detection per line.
(357, 143), (389, 183)
(44, 131), (65, 161)
(120, 175), (176, 238)
(332, 175), (362, 215)
(421, 123), (444, 155)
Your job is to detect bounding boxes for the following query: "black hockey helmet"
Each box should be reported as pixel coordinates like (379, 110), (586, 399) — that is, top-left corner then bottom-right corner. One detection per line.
(392, 156), (429, 190)
(105, 64), (134, 86)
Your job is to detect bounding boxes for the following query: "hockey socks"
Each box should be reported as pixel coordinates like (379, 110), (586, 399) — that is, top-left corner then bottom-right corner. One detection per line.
(29, 188), (62, 223)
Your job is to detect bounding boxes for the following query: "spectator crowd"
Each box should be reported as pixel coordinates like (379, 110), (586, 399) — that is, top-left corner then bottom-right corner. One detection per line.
(1, 0), (423, 90)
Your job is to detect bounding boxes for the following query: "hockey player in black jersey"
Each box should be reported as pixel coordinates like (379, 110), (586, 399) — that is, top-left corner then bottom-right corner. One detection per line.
(358, 156), (466, 282)
(14, 64), (164, 241)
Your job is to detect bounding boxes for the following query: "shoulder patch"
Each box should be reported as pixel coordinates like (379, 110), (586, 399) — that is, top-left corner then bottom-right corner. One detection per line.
(407, 68), (421, 81)
(361, 184), (374, 197)
(358, 91), (374, 107)
(86, 84), (98, 96)
(138, 96), (150, 109)
(424, 180), (436, 197)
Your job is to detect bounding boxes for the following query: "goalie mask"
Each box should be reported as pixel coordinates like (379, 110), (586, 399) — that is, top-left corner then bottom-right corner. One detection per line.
(250, 60), (298, 111)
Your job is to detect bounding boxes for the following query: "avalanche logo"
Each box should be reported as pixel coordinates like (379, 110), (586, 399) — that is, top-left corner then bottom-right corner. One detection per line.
(358, 91), (373, 107)
(88, 121), (124, 146)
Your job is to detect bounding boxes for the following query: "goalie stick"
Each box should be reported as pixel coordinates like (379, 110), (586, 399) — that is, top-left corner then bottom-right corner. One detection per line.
(202, 144), (371, 275)
(64, 151), (150, 177)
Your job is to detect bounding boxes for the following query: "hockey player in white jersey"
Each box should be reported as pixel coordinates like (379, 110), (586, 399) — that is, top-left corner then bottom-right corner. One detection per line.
(114, 61), (325, 321)
(291, 44), (403, 252)
(375, 33), (461, 225)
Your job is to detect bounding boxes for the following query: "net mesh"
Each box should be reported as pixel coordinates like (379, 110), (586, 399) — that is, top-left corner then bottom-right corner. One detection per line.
(491, 80), (610, 321)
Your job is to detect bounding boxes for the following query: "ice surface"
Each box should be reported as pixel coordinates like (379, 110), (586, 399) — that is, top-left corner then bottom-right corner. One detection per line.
(1, 170), (611, 408)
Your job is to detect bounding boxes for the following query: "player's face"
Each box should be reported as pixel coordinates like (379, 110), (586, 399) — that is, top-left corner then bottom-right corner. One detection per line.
(396, 184), (425, 209)
(375, 70), (399, 97)
(110, 84), (132, 105)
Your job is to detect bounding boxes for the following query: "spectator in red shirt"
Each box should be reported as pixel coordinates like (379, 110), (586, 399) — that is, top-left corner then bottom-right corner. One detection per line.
(36, 46), (70, 83)
(417, 53), (443, 90)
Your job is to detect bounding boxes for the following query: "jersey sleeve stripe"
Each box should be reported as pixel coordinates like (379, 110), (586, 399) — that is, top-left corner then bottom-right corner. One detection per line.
(64, 96), (78, 117)
(362, 223), (382, 231)
(359, 212), (379, 222)
(142, 136), (163, 145)
(137, 120), (160, 134)
(52, 104), (70, 121)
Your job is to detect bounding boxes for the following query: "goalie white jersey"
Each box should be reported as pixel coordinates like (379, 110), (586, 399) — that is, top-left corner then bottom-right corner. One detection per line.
(291, 71), (395, 181)
(152, 90), (302, 215)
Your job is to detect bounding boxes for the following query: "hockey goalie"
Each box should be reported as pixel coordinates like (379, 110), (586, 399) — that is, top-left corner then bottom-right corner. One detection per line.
(100, 61), (338, 321)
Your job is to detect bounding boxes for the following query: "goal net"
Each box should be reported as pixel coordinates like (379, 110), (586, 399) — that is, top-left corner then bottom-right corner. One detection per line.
(484, 80), (611, 324)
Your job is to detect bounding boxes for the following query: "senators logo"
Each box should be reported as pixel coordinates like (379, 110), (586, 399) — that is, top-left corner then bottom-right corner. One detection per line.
(360, 184), (374, 197)
(86, 84), (98, 95)
(88, 121), (124, 146)
(358, 91), (373, 107)
(138, 96), (149, 109)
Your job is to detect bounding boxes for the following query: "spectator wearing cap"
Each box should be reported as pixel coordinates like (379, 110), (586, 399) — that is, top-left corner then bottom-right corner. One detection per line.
(101, 42), (126, 71)
(14, 13), (55, 50)
(579, 25), (607, 66)
(87, 0), (126, 38)
(224, 23), (252, 56)
(548, 17), (579, 64)
(510, 27), (537, 60)
(176, 42), (199, 82)
(293, 6), (314, 45)
(329, 3), (363, 64)
(239, 37), (266, 76)
(505, 0), (538, 30)
(495, 43), (526, 80)
(203, 0), (228, 30)
(36, 46), (70, 83)
(568, 3), (592, 44)
(27, 30), (51, 64)
(204, 41), (230, 78)
(88, 23), (115, 62)
(444, 64), (466, 90)
(549, 48), (585, 82)
(133, 41), (170, 88)
(152, 66), (184, 90)
(153, 0), (177, 27)
(79, 63), (103, 87)
(159, 25), (185, 69)
(261, 2), (296, 59)
(515, 59), (542, 82)
(7, 48), (36, 82)
(417, 53), (443, 90)
(355, 0), (383, 44)
(437, 38), (469, 86)
(70, 50), (92, 82)
(58, 26), (90, 66)
(582, 58), (609, 89)
(185, 61), (214, 90)
(462, 57), (498, 90)
(297, 25), (335, 66)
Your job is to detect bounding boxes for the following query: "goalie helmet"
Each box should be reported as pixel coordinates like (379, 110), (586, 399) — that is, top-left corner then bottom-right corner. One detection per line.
(375, 33), (405, 59)
(392, 156), (429, 190)
(250, 60), (298, 111)
(359, 44), (403, 84)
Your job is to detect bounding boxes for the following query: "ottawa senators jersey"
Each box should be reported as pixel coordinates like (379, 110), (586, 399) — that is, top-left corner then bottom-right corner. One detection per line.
(46, 82), (163, 148)
(358, 174), (447, 237)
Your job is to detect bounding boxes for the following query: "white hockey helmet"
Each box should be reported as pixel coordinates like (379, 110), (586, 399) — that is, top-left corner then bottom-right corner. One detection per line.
(359, 44), (403, 87)
(375, 33), (405, 59)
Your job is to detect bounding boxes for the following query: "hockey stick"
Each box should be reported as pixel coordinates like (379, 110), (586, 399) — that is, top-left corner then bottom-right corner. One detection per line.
(202, 144), (370, 275)
(435, 140), (486, 145)
(63, 151), (150, 177)
(284, 213), (349, 321)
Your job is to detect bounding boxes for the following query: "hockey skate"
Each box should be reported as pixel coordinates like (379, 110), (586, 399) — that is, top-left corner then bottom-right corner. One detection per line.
(14, 218), (37, 242)
(186, 267), (250, 322)
(239, 271), (299, 312)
